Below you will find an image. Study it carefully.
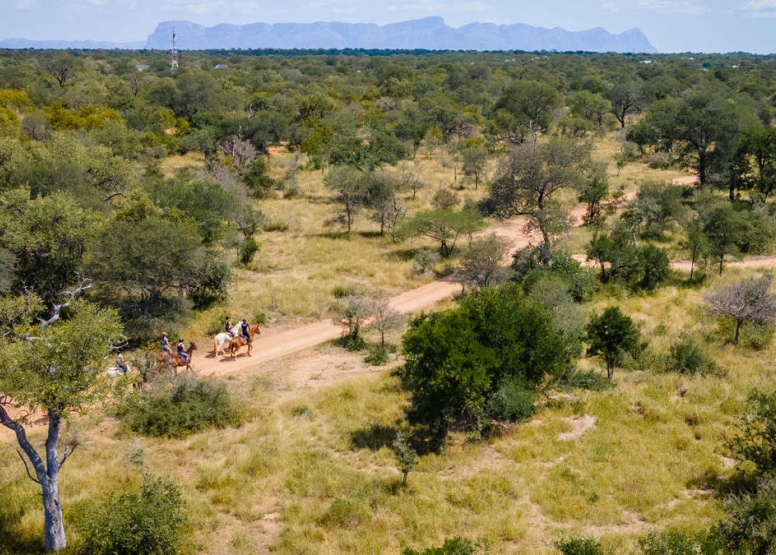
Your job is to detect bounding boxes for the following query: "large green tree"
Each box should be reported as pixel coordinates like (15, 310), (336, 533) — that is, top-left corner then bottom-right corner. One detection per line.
(0, 284), (122, 551)
(400, 283), (570, 444)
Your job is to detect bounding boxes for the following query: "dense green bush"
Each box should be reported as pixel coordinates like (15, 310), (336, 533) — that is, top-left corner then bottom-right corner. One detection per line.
(727, 389), (776, 477)
(118, 375), (243, 438)
(400, 283), (571, 444)
(239, 237), (259, 265)
(403, 536), (479, 555)
(553, 536), (605, 555)
(485, 377), (536, 422)
(664, 334), (718, 376)
(717, 479), (776, 555)
(81, 473), (188, 555)
(638, 530), (698, 555)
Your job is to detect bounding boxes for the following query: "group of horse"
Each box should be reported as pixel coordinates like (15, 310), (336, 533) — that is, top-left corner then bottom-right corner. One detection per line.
(153, 324), (262, 374)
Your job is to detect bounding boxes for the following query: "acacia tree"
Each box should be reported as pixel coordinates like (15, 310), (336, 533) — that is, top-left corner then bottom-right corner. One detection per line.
(457, 233), (510, 291)
(706, 272), (776, 345)
(0, 282), (122, 551)
(402, 208), (483, 258)
(586, 306), (641, 379)
(324, 165), (367, 236)
(488, 138), (590, 251)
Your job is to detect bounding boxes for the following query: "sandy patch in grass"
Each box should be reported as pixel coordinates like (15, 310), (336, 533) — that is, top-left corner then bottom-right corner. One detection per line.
(558, 415), (597, 441)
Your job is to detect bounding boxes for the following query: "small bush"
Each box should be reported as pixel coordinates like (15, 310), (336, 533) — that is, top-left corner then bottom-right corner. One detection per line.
(741, 321), (775, 351)
(365, 345), (390, 366)
(413, 249), (440, 276)
(403, 536), (479, 555)
(335, 334), (367, 352)
(486, 378), (536, 422)
(647, 151), (672, 169)
(239, 237), (259, 265)
(553, 368), (615, 392)
(717, 479), (776, 554)
(263, 219), (289, 232)
(553, 536), (605, 555)
(319, 497), (370, 528)
(638, 529), (697, 555)
(664, 334), (718, 375)
(252, 311), (268, 325)
(81, 473), (188, 555)
(118, 375), (243, 438)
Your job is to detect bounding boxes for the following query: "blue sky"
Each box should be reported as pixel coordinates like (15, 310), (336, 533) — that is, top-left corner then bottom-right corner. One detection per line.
(2, 0), (775, 53)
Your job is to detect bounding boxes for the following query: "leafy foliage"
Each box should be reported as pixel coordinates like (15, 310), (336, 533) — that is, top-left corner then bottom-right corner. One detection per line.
(400, 283), (572, 444)
(117, 375), (243, 439)
(585, 306), (642, 379)
(81, 473), (188, 555)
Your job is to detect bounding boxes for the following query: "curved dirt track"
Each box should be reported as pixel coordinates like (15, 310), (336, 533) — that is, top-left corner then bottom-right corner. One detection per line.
(196, 216), (539, 378)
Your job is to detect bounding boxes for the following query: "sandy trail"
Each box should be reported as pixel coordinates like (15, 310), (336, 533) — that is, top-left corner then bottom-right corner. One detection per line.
(196, 217), (539, 378)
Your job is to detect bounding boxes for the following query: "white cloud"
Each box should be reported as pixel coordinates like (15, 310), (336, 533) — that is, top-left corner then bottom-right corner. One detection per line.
(737, 0), (776, 16)
(601, 0), (706, 14)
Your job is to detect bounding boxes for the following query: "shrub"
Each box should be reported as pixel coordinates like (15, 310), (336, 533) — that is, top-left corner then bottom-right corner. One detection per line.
(118, 375), (243, 438)
(553, 368), (615, 392)
(239, 237), (259, 265)
(741, 320), (775, 351)
(638, 529), (697, 555)
(400, 283), (571, 444)
(717, 479), (776, 554)
(81, 473), (188, 555)
(413, 249), (440, 276)
(727, 389), (776, 477)
(553, 536), (605, 555)
(403, 536), (479, 555)
(365, 345), (390, 366)
(263, 219), (289, 232)
(664, 334), (718, 376)
(486, 378), (536, 422)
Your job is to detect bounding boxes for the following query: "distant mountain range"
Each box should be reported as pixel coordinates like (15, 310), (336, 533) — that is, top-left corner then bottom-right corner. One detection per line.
(0, 17), (657, 53)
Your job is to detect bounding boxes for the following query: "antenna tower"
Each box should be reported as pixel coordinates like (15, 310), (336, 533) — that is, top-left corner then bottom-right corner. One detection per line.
(171, 27), (178, 73)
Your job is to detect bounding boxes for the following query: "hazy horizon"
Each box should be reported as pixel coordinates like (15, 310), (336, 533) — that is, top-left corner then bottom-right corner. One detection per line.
(1, 0), (774, 54)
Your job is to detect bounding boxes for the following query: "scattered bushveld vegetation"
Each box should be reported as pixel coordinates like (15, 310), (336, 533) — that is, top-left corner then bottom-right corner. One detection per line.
(2, 46), (776, 553)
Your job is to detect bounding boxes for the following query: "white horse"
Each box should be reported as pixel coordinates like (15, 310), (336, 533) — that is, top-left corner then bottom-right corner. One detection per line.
(212, 332), (234, 356)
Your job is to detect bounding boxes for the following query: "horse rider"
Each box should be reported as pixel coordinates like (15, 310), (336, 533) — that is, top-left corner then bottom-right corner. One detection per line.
(177, 338), (189, 365)
(240, 319), (251, 343)
(161, 333), (171, 354)
(225, 318), (234, 338)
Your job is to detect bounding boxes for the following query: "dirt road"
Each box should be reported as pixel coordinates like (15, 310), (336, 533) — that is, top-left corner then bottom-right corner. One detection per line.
(195, 217), (538, 378)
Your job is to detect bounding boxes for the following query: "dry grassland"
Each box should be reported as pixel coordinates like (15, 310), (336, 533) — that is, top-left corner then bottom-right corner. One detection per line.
(1, 132), (768, 554)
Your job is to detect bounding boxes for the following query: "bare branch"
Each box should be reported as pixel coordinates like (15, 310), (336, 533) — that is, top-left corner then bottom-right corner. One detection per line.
(59, 442), (79, 467)
(39, 279), (93, 335)
(17, 450), (41, 485)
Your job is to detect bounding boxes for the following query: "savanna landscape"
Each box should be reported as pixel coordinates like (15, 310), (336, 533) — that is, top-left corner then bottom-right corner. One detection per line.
(2, 48), (776, 555)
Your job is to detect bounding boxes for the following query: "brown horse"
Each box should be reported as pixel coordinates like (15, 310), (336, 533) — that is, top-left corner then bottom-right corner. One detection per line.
(156, 343), (198, 374)
(225, 324), (261, 359)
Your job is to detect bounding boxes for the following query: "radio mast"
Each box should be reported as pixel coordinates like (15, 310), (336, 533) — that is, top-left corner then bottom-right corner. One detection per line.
(171, 27), (178, 73)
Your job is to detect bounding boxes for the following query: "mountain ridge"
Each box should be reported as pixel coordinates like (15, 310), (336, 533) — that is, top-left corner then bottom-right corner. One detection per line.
(0, 17), (657, 53)
(145, 17), (657, 53)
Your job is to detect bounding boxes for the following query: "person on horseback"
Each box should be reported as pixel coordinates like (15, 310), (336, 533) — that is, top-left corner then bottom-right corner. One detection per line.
(162, 333), (171, 353)
(240, 319), (251, 343)
(177, 338), (189, 365)
(225, 318), (234, 338)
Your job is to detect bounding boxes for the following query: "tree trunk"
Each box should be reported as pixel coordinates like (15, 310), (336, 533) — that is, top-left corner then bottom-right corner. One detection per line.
(719, 255), (724, 275)
(43, 478), (66, 551)
(0, 407), (67, 551)
(44, 411), (66, 551)
(734, 319), (743, 344)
